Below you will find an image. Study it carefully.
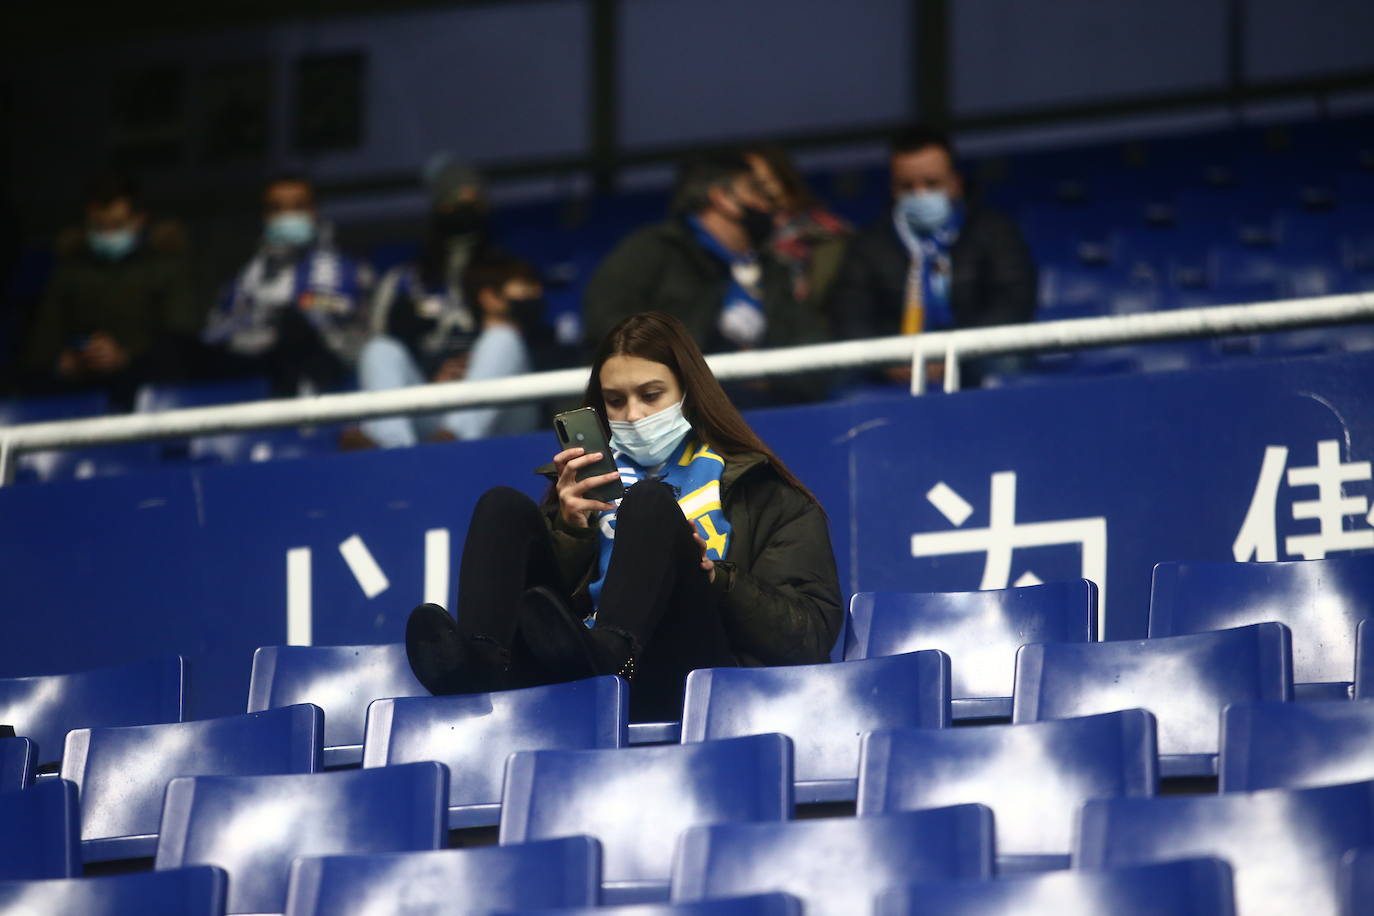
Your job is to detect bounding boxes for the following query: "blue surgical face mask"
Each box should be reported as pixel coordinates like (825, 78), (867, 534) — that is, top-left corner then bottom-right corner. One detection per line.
(610, 399), (692, 468)
(896, 190), (952, 234)
(88, 227), (138, 261)
(265, 211), (316, 247)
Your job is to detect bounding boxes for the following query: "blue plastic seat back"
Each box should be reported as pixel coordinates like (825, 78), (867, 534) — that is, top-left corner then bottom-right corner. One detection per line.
(1076, 778), (1374, 916)
(61, 704), (323, 861)
(1344, 846), (1374, 916)
(0, 865), (228, 915)
(1220, 699), (1374, 792)
(0, 737), (35, 791)
(1150, 556), (1374, 698)
(1357, 619), (1373, 699)
(154, 761), (448, 915)
(673, 806), (994, 916)
(1013, 623), (1293, 776)
(0, 657), (186, 767)
(284, 836), (602, 916)
(846, 581), (1097, 719)
(500, 733), (793, 903)
(0, 392), (109, 426)
(857, 709), (1157, 868)
(248, 644), (425, 766)
(363, 677), (626, 828)
(0, 779), (80, 879)
(135, 379), (271, 413)
(500, 894), (803, 916)
(875, 858), (1235, 916)
(681, 652), (950, 803)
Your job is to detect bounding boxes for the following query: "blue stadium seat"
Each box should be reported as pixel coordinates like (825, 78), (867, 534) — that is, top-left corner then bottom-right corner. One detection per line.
(0, 656), (185, 768)
(0, 866), (228, 915)
(0, 737), (35, 791)
(11, 442), (163, 484)
(500, 895), (802, 916)
(248, 644), (426, 767)
(0, 392), (109, 426)
(189, 424), (343, 466)
(0, 779), (80, 879)
(284, 837), (602, 916)
(1013, 623), (1292, 776)
(154, 761), (448, 915)
(846, 581), (1098, 719)
(681, 652), (949, 803)
(1220, 699), (1374, 792)
(857, 709), (1157, 871)
(134, 378), (272, 413)
(874, 858), (1235, 916)
(61, 704), (323, 862)
(1359, 619), (1373, 699)
(1076, 778), (1374, 915)
(500, 733), (793, 904)
(672, 806), (994, 916)
(362, 677), (626, 828)
(1344, 846), (1374, 916)
(1150, 556), (1374, 699)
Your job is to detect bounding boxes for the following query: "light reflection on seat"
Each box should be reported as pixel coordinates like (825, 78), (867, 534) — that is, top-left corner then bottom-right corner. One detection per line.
(1221, 699), (1374, 791)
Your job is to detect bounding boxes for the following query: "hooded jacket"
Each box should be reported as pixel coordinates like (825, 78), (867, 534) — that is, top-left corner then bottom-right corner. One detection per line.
(538, 447), (843, 667)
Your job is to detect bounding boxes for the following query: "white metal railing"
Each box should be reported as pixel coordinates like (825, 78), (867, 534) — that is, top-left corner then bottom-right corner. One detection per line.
(2, 291), (1372, 485)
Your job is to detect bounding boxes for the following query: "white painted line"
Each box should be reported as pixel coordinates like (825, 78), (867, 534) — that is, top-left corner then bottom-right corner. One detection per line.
(926, 481), (974, 527)
(424, 528), (451, 608)
(339, 534), (390, 599)
(286, 547), (312, 646)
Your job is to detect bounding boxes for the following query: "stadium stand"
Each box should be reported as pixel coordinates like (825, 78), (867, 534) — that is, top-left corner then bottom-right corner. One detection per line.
(856, 709), (1157, 871)
(153, 761), (448, 915)
(501, 896), (803, 916)
(0, 779), (80, 880)
(499, 733), (793, 904)
(874, 858), (1236, 916)
(283, 837), (602, 916)
(60, 704), (323, 862)
(246, 644), (425, 767)
(0, 866), (228, 916)
(1012, 623), (1293, 776)
(0, 737), (34, 792)
(1150, 555), (1374, 699)
(672, 805), (994, 916)
(844, 581), (1098, 719)
(361, 676), (627, 828)
(1219, 699), (1374, 792)
(679, 650), (950, 803)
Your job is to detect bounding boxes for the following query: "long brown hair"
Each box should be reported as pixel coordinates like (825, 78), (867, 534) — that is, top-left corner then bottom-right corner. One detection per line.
(584, 312), (818, 503)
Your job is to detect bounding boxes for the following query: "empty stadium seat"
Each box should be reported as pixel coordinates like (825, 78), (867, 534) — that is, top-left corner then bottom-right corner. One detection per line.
(283, 837), (602, 916)
(1220, 699), (1374, 792)
(362, 677), (626, 828)
(681, 651), (949, 803)
(0, 737), (35, 791)
(874, 857), (1235, 916)
(1076, 778), (1374, 916)
(1344, 846), (1374, 916)
(501, 895), (802, 916)
(247, 643), (426, 767)
(0, 393), (110, 426)
(154, 761), (448, 915)
(500, 733), (793, 904)
(857, 709), (1157, 871)
(0, 657), (186, 768)
(1357, 619), (1373, 699)
(1150, 556), (1374, 699)
(61, 704), (323, 862)
(1013, 623), (1293, 776)
(0, 779), (80, 880)
(134, 378), (271, 414)
(672, 806), (994, 916)
(0, 866), (228, 915)
(846, 581), (1098, 719)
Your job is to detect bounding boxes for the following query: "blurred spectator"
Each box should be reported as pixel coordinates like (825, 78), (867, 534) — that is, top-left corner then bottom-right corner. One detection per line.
(828, 126), (1036, 369)
(355, 255), (542, 447)
(582, 151), (824, 356)
(743, 143), (851, 317)
(201, 174), (371, 396)
(24, 172), (201, 408)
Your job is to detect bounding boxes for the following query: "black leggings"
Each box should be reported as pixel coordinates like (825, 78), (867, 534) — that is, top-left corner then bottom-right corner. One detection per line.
(456, 481), (737, 721)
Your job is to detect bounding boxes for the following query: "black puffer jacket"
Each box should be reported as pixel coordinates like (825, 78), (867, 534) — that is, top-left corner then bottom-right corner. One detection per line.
(539, 448), (843, 667)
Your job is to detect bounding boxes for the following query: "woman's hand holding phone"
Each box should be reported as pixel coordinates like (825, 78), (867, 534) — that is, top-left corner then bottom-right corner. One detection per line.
(554, 447), (621, 528)
(691, 525), (716, 583)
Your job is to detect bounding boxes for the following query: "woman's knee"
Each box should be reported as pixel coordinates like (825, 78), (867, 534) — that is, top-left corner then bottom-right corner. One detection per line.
(472, 486), (542, 524)
(616, 479), (680, 526)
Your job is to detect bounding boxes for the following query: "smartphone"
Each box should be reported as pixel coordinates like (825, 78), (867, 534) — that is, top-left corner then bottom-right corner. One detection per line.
(553, 407), (626, 503)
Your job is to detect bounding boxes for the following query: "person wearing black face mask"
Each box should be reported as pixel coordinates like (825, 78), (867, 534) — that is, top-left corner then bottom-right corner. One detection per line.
(582, 152), (828, 405)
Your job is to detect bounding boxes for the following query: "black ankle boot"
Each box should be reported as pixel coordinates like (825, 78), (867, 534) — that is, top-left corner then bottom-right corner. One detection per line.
(517, 586), (637, 682)
(405, 603), (511, 695)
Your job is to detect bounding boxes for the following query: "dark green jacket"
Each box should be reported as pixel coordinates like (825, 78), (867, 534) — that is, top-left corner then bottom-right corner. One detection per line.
(581, 217), (825, 354)
(540, 448), (843, 667)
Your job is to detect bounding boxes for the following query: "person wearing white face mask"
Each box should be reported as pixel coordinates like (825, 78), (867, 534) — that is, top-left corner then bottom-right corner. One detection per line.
(405, 311), (842, 721)
(827, 126), (1037, 385)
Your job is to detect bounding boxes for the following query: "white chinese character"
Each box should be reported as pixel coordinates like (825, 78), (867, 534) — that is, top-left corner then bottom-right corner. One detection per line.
(1235, 439), (1374, 561)
(912, 471), (1108, 631)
